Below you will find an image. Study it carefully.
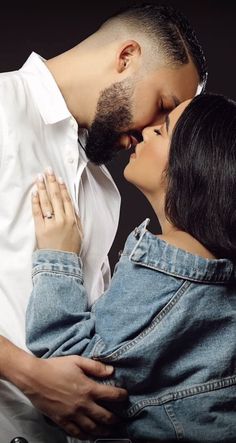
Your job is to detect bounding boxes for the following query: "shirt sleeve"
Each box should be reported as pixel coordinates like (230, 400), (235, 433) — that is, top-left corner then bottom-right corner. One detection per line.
(26, 249), (103, 358)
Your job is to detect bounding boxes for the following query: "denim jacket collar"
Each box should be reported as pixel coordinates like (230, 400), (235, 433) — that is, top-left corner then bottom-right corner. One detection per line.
(124, 219), (235, 284)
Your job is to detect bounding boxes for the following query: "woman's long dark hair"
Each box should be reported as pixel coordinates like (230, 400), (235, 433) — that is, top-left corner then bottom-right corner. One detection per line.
(165, 93), (236, 261)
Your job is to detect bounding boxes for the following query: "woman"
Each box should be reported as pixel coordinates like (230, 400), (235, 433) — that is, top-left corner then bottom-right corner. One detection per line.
(26, 94), (236, 442)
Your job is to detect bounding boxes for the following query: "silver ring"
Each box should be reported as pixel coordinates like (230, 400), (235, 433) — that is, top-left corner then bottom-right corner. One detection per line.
(44, 211), (54, 219)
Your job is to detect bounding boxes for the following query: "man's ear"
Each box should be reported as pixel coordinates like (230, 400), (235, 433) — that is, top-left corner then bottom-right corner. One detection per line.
(116, 40), (141, 73)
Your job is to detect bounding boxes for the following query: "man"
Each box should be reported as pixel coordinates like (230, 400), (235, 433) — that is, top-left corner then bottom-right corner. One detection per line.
(0, 3), (207, 442)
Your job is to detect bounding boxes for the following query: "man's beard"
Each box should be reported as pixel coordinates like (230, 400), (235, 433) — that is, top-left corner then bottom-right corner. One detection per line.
(84, 78), (134, 165)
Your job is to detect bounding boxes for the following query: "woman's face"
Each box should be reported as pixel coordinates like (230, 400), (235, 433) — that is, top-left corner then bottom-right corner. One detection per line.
(124, 99), (191, 198)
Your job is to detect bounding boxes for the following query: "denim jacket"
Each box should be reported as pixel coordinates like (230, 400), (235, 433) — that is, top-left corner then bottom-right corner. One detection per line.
(26, 219), (236, 442)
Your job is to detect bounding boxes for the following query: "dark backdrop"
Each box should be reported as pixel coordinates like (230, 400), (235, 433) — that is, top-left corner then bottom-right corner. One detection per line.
(0, 1), (235, 271)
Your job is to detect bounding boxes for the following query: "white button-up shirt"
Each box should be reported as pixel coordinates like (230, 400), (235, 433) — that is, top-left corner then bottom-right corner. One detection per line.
(0, 52), (121, 442)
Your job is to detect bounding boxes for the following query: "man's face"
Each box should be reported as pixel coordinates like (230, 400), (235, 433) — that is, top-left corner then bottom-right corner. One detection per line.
(85, 61), (200, 165)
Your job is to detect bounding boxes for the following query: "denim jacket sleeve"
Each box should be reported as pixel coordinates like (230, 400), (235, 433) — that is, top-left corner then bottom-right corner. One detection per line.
(26, 249), (102, 358)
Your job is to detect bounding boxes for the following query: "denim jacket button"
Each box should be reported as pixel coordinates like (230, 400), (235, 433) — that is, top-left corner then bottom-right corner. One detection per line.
(134, 227), (140, 239)
(118, 250), (123, 258)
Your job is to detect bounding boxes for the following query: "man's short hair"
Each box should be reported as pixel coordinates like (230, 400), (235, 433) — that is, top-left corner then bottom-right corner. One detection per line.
(103, 3), (207, 90)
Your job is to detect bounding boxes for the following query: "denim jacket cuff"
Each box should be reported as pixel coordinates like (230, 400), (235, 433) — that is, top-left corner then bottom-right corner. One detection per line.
(32, 249), (83, 281)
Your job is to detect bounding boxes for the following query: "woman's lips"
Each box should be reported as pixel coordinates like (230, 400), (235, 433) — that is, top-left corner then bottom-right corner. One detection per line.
(130, 140), (143, 159)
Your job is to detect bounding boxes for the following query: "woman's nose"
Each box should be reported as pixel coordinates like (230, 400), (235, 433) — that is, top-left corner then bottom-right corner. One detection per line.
(142, 126), (151, 138)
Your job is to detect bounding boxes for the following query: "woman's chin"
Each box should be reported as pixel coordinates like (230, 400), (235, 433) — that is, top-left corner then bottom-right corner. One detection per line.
(123, 165), (135, 184)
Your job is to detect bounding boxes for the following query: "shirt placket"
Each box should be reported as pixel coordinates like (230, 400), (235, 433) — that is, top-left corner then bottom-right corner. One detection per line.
(64, 117), (87, 214)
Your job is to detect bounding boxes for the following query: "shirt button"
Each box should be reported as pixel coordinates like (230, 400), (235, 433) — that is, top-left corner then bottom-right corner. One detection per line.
(66, 148), (76, 164)
(10, 438), (29, 443)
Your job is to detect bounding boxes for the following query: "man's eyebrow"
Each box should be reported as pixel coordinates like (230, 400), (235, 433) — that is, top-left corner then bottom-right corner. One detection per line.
(165, 114), (170, 133)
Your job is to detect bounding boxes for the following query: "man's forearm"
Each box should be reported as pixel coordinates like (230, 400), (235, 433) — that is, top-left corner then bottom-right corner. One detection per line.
(0, 335), (36, 391)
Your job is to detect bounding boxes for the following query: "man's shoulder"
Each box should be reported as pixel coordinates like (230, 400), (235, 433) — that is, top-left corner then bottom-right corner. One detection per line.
(0, 67), (20, 84)
(0, 68), (27, 99)
(0, 68), (32, 120)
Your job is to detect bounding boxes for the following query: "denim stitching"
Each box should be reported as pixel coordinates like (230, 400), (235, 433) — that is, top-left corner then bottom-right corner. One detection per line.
(92, 337), (106, 357)
(130, 260), (228, 284)
(122, 252), (229, 284)
(164, 403), (184, 440)
(172, 375), (236, 400)
(125, 375), (236, 417)
(97, 280), (191, 361)
(32, 269), (83, 281)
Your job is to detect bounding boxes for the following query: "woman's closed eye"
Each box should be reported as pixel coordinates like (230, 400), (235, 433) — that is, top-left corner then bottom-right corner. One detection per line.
(154, 129), (161, 135)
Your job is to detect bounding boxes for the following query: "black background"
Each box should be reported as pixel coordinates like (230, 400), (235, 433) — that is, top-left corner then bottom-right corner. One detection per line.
(0, 1), (235, 270)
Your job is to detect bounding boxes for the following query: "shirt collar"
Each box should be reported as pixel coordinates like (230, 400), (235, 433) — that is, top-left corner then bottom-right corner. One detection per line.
(20, 52), (72, 125)
(19, 52), (122, 185)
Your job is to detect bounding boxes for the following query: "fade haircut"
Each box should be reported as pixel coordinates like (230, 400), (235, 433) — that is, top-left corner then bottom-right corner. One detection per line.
(101, 3), (207, 90)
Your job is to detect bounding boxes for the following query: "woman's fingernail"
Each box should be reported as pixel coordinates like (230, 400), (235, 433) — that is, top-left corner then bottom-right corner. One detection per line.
(58, 176), (64, 184)
(105, 365), (114, 374)
(46, 166), (54, 175)
(37, 173), (44, 182)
